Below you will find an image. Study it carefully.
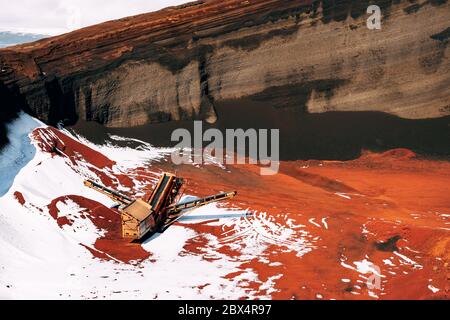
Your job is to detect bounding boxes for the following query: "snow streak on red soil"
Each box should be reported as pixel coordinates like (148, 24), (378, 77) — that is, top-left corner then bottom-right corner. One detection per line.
(20, 127), (450, 299)
(32, 127), (153, 263)
(47, 195), (150, 263)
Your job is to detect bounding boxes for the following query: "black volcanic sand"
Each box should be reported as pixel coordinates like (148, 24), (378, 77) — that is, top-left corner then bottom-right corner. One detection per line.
(69, 96), (450, 161)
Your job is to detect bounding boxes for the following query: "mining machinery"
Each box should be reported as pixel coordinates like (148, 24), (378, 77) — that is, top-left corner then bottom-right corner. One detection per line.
(84, 173), (237, 240)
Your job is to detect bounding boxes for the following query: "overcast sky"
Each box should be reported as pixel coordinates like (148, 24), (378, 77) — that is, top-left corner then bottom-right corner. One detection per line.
(0, 0), (190, 35)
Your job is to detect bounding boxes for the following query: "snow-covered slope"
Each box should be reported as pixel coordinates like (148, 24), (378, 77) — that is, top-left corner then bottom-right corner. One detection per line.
(0, 113), (314, 299)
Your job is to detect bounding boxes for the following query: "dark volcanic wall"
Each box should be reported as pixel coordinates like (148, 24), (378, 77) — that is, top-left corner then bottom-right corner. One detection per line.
(0, 0), (449, 133)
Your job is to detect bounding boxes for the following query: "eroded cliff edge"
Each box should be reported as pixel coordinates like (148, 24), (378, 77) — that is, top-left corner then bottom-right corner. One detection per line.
(0, 0), (449, 133)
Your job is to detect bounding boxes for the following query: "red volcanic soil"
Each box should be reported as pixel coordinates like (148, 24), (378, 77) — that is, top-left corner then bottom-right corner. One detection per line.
(26, 125), (449, 299)
(14, 191), (26, 205)
(32, 127), (113, 168)
(159, 149), (450, 300)
(47, 195), (150, 263)
(32, 127), (150, 191)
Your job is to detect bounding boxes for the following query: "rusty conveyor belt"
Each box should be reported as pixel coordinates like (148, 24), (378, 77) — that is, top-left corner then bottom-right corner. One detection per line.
(168, 191), (237, 215)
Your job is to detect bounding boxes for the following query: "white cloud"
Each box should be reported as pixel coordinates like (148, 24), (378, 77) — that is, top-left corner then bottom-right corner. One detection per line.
(0, 0), (190, 36)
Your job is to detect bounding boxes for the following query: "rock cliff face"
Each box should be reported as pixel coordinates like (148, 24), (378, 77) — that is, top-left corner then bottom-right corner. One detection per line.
(0, 0), (449, 131)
